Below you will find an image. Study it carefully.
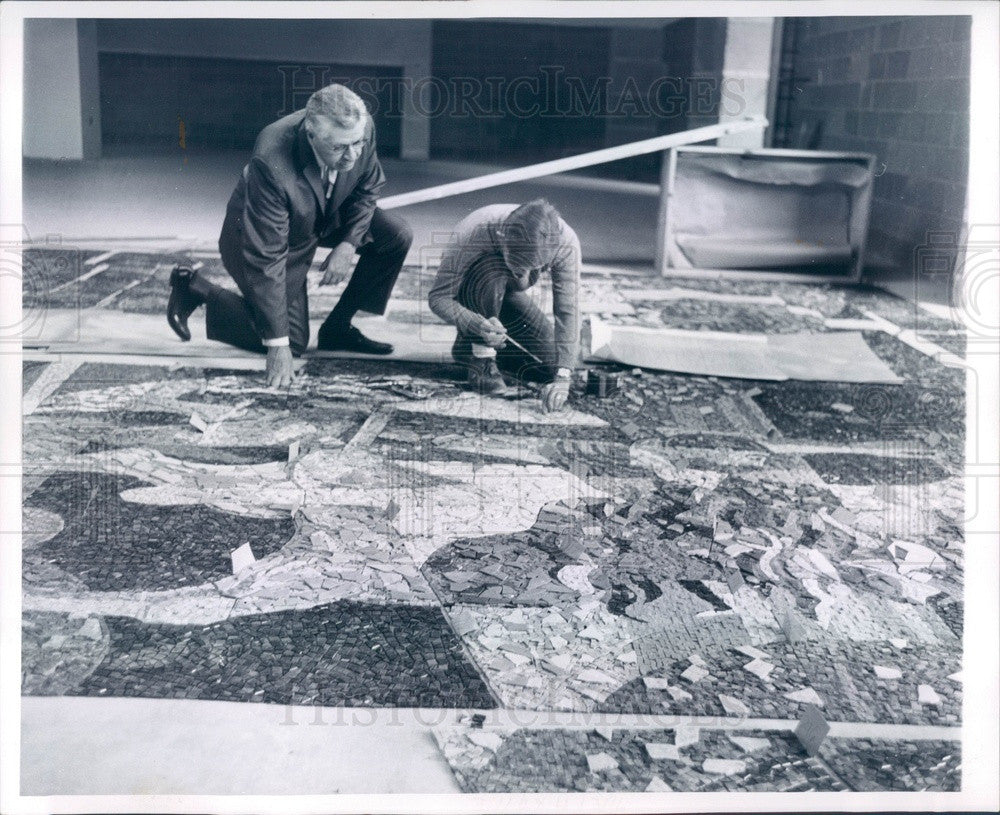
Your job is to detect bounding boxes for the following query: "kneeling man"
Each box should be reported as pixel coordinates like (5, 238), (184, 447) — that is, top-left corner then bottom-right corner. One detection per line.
(168, 83), (412, 387)
(428, 200), (581, 412)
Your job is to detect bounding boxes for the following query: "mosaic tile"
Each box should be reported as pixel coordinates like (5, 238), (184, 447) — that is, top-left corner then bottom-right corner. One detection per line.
(658, 298), (825, 334)
(21, 264), (967, 793)
(394, 392), (608, 427)
(787, 639), (961, 725)
(433, 725), (846, 793)
(817, 738), (960, 791)
(21, 610), (111, 695)
(68, 601), (495, 708)
(803, 453), (951, 485)
(448, 603), (639, 710)
(25, 469), (295, 592)
(601, 639), (815, 719)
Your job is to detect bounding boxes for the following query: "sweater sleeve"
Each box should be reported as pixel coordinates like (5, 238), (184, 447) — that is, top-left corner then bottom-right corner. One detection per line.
(549, 226), (582, 369)
(427, 231), (488, 337)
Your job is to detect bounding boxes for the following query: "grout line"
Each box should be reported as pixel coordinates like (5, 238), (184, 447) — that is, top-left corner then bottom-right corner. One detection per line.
(262, 704), (963, 741)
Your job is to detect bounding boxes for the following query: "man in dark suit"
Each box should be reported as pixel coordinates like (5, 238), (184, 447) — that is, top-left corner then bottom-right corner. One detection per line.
(167, 83), (412, 387)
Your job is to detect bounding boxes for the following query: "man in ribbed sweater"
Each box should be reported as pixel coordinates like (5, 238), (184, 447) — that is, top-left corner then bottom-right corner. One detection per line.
(427, 200), (581, 412)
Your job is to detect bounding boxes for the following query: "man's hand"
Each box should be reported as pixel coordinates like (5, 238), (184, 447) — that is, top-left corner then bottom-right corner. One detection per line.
(266, 346), (295, 389)
(477, 316), (508, 349)
(540, 376), (570, 413)
(319, 242), (356, 286)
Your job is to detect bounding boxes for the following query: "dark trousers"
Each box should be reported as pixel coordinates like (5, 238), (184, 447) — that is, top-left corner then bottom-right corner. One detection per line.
(454, 253), (558, 383)
(205, 208), (412, 355)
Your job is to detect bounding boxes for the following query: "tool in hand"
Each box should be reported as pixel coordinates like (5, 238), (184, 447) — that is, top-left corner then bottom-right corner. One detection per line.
(500, 333), (545, 365)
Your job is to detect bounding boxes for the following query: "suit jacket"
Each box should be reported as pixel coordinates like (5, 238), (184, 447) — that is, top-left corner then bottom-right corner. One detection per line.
(218, 109), (386, 340)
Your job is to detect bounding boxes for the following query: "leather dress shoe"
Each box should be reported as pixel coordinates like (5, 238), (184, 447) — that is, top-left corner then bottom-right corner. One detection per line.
(167, 265), (203, 342)
(317, 325), (393, 355)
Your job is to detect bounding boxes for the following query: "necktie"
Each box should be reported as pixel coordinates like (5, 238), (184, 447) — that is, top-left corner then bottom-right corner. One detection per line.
(323, 167), (339, 200)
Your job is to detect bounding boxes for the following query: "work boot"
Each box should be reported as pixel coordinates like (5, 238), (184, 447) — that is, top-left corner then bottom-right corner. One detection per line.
(167, 264), (204, 342)
(466, 356), (506, 394)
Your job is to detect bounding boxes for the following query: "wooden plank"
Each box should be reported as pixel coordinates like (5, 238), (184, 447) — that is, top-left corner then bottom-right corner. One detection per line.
(379, 118), (767, 210)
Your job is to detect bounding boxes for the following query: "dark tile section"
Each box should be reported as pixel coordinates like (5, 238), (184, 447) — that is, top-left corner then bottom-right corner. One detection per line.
(802, 453), (950, 485)
(928, 595), (963, 639)
(424, 531), (579, 608)
(56, 361), (203, 393)
(25, 470), (295, 592)
(751, 380), (963, 446)
(70, 602), (496, 709)
(788, 640), (961, 726)
(600, 641), (815, 719)
(79, 438), (289, 466)
(818, 737), (960, 791)
(449, 727), (844, 792)
(658, 299), (826, 333)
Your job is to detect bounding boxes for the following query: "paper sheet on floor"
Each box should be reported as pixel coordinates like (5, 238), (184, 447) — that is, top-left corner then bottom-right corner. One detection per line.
(588, 317), (903, 383)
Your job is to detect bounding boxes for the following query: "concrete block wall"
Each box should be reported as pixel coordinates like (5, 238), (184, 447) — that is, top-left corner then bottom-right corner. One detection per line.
(783, 15), (971, 286)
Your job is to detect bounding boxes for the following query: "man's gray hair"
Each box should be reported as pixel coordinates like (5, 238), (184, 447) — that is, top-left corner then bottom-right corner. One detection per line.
(305, 83), (367, 128)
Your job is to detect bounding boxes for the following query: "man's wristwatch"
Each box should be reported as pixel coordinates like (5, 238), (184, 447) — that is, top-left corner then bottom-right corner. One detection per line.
(555, 367), (572, 380)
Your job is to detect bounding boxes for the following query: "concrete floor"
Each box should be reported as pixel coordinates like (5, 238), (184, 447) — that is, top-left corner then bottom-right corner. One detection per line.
(23, 151), (660, 267)
(21, 697), (461, 795)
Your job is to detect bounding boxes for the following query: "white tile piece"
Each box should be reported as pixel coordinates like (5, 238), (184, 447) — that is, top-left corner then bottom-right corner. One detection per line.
(229, 543), (256, 574)
(680, 664), (709, 683)
(645, 742), (681, 761)
(586, 752), (619, 773)
(547, 654), (575, 672)
(578, 668), (617, 684)
(645, 776), (673, 792)
(467, 731), (504, 752)
(718, 694), (750, 716)
(918, 684), (942, 706)
(873, 665), (902, 680)
(702, 758), (747, 775)
(734, 644), (769, 661)
(728, 735), (771, 753)
(784, 687), (824, 707)
(743, 658), (775, 680)
(947, 671), (963, 684)
(673, 726), (700, 748)
(557, 564), (596, 594)
(643, 676), (672, 691)
(593, 727), (615, 741)
(667, 685), (693, 702)
(76, 618), (103, 640)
